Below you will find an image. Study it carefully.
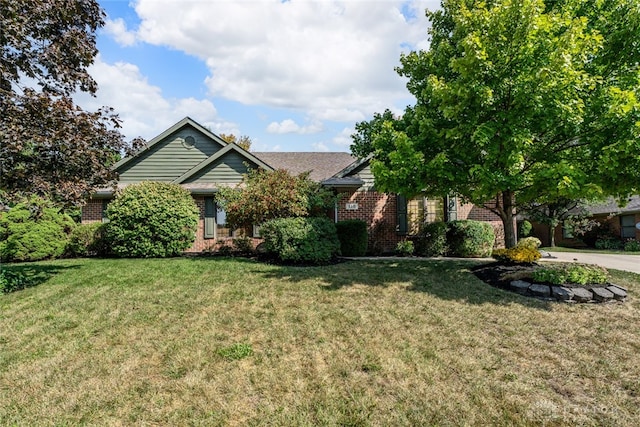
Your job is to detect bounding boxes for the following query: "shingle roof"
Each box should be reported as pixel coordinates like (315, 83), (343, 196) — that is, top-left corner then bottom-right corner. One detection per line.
(585, 195), (640, 215)
(252, 152), (356, 182)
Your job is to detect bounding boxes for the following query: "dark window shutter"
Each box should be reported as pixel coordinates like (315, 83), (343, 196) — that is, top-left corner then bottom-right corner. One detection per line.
(204, 197), (215, 239)
(396, 194), (408, 234)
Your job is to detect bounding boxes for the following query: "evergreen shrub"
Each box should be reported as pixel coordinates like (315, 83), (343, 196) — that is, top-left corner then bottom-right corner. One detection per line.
(336, 219), (368, 256)
(105, 182), (199, 257)
(67, 222), (108, 257)
(413, 221), (449, 257)
(446, 220), (495, 258)
(260, 217), (340, 264)
(0, 196), (74, 262)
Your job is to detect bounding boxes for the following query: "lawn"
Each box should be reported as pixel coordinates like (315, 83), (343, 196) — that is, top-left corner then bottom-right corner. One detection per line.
(1, 257), (639, 426)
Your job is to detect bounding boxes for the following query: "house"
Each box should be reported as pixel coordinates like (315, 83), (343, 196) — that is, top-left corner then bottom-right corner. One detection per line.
(82, 117), (506, 253)
(531, 196), (640, 247)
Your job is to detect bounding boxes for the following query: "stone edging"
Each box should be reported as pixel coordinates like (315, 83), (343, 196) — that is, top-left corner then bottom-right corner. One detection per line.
(509, 280), (628, 303)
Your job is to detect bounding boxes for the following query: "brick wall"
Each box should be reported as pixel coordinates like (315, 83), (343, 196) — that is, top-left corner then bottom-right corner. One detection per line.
(81, 199), (104, 223)
(336, 189), (401, 253)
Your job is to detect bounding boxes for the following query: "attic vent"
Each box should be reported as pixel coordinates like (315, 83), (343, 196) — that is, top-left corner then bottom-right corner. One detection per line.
(182, 136), (195, 149)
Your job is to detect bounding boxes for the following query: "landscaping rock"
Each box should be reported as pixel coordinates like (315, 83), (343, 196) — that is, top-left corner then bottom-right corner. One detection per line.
(529, 284), (551, 297)
(606, 285), (628, 301)
(591, 287), (614, 302)
(510, 280), (531, 294)
(572, 287), (593, 303)
(552, 286), (574, 301)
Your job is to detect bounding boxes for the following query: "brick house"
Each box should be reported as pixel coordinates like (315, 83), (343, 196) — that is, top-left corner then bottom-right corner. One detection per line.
(82, 117), (505, 253)
(530, 196), (640, 247)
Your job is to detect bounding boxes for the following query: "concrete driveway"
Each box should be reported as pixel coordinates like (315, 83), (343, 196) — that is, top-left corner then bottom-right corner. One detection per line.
(540, 251), (640, 274)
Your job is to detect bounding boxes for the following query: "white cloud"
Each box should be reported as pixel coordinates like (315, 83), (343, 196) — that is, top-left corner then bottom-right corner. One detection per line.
(75, 55), (230, 141)
(266, 118), (322, 134)
(130, 0), (438, 122)
(311, 142), (330, 152)
(332, 127), (355, 147)
(103, 18), (137, 47)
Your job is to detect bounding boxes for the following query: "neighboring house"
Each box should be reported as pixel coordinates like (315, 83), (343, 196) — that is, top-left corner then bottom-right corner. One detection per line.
(82, 117), (506, 253)
(531, 196), (640, 247)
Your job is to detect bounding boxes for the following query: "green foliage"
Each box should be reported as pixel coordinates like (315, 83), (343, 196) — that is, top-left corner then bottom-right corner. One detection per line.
(335, 219), (368, 257)
(0, 197), (74, 262)
(518, 220), (532, 238)
(516, 237), (542, 250)
(66, 222), (108, 257)
(217, 169), (337, 229)
(492, 247), (541, 264)
(595, 236), (623, 250)
(413, 221), (449, 257)
(217, 343), (253, 361)
(0, 269), (33, 294)
(446, 220), (495, 258)
(532, 264), (609, 286)
(352, 0), (640, 248)
(232, 236), (255, 254)
(395, 240), (414, 257)
(104, 182), (199, 258)
(260, 217), (340, 265)
(624, 239), (640, 252)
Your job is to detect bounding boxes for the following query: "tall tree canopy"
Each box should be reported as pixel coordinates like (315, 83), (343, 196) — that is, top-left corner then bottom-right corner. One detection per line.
(352, 0), (640, 247)
(0, 0), (139, 206)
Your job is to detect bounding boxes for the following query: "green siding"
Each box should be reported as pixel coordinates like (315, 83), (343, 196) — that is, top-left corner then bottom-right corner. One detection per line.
(184, 152), (255, 184)
(345, 163), (376, 190)
(118, 126), (223, 183)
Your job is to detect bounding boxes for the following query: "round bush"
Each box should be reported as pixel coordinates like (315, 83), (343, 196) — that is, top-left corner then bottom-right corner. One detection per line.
(260, 216), (340, 264)
(516, 236), (542, 250)
(66, 222), (109, 257)
(105, 182), (199, 257)
(0, 197), (74, 262)
(518, 220), (532, 237)
(336, 219), (368, 256)
(447, 220), (495, 258)
(413, 221), (449, 257)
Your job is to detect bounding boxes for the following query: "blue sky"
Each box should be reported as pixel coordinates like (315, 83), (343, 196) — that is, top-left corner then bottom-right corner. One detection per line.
(77, 0), (440, 152)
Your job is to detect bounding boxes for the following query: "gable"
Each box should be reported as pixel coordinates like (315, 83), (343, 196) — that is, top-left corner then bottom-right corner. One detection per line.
(182, 151), (259, 185)
(116, 120), (227, 183)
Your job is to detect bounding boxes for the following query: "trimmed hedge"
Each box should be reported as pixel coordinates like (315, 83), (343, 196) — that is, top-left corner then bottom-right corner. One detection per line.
(105, 182), (199, 257)
(413, 221), (449, 257)
(66, 222), (108, 257)
(446, 220), (495, 258)
(0, 197), (74, 262)
(260, 217), (340, 264)
(336, 219), (368, 256)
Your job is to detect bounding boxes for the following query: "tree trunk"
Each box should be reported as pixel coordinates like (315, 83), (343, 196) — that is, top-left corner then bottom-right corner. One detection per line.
(549, 224), (556, 247)
(502, 190), (517, 248)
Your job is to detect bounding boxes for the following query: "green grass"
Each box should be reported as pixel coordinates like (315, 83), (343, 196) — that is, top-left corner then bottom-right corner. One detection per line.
(1, 257), (639, 426)
(542, 246), (640, 255)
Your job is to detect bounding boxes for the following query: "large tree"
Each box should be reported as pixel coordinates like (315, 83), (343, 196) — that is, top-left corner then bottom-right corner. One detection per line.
(0, 0), (139, 206)
(352, 0), (640, 247)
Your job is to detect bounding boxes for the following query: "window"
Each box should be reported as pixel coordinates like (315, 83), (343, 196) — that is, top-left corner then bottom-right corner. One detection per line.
(101, 200), (110, 223)
(621, 215), (636, 239)
(404, 196), (445, 234)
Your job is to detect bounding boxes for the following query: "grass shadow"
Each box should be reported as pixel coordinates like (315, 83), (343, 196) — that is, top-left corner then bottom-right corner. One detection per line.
(1, 262), (81, 294)
(254, 257), (553, 310)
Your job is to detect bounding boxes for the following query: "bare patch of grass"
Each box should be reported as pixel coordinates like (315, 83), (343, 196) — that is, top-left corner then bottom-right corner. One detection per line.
(1, 257), (639, 425)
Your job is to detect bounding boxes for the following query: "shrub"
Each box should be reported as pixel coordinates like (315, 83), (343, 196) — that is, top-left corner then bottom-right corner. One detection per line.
(260, 217), (340, 264)
(446, 220), (495, 258)
(232, 236), (255, 254)
(623, 239), (640, 252)
(595, 236), (623, 250)
(336, 219), (368, 257)
(413, 221), (449, 257)
(518, 220), (532, 237)
(66, 222), (109, 257)
(493, 247), (541, 264)
(1, 269), (33, 293)
(0, 196), (74, 262)
(104, 182), (199, 257)
(395, 240), (414, 256)
(516, 236), (542, 250)
(532, 264), (609, 286)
